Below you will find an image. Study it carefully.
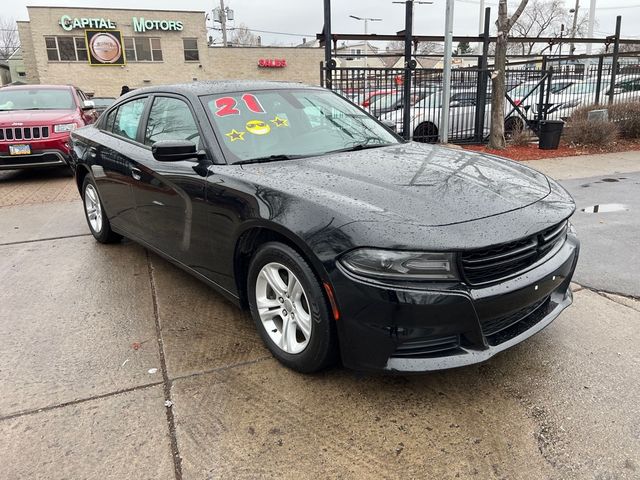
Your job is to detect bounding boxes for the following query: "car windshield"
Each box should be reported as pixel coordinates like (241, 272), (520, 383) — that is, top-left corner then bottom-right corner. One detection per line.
(0, 88), (75, 111)
(204, 88), (400, 164)
(565, 82), (597, 95)
(508, 81), (571, 99)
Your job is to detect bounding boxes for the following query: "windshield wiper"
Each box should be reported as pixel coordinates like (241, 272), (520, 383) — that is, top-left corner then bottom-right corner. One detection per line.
(327, 142), (394, 154)
(234, 154), (307, 165)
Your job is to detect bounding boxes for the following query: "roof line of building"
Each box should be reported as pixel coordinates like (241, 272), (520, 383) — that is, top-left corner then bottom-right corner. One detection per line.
(24, 5), (206, 14)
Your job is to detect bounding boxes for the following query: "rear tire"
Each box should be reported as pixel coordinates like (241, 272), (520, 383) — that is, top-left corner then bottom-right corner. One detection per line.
(82, 175), (122, 244)
(247, 242), (338, 373)
(413, 122), (438, 143)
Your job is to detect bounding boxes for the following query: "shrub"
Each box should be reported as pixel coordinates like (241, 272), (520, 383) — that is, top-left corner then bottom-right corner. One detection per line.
(608, 101), (640, 139)
(507, 121), (533, 146)
(563, 112), (619, 147)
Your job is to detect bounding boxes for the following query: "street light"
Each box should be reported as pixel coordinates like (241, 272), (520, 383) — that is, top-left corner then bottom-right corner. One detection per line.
(349, 15), (382, 68)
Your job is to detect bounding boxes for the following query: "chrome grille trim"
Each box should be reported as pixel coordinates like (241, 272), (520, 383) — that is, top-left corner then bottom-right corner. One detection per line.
(0, 126), (50, 142)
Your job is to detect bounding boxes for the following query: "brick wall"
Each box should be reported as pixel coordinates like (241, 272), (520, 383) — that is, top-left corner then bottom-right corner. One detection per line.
(202, 48), (323, 86)
(17, 7), (324, 97)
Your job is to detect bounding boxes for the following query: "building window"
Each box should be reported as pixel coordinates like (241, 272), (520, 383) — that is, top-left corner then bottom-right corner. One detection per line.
(44, 36), (88, 62)
(124, 37), (163, 62)
(183, 38), (199, 61)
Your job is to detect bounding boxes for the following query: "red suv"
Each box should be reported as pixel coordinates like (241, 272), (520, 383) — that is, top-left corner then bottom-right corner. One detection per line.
(0, 84), (98, 170)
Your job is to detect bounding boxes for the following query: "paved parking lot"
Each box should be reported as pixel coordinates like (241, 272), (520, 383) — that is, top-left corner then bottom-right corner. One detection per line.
(0, 160), (639, 480)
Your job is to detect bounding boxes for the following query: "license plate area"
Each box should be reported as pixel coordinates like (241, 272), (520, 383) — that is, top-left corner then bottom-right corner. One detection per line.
(9, 144), (31, 155)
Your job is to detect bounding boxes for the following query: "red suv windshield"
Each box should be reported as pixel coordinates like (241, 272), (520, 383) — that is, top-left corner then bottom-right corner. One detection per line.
(0, 88), (75, 111)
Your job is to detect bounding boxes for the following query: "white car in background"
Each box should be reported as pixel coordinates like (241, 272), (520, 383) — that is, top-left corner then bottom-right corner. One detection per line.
(553, 75), (640, 119)
(381, 89), (527, 142)
(507, 79), (576, 115)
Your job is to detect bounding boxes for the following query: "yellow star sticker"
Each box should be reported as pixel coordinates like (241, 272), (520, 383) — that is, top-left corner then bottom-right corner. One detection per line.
(225, 129), (245, 142)
(270, 116), (289, 127)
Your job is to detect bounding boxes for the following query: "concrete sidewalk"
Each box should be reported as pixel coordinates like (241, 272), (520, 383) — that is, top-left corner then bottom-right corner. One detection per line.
(521, 150), (640, 180)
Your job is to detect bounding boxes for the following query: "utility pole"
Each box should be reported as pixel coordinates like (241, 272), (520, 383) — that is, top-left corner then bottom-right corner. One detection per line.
(585, 0), (596, 56)
(219, 0), (228, 47)
(349, 15), (382, 68)
(569, 0), (579, 56)
(440, 0), (455, 143)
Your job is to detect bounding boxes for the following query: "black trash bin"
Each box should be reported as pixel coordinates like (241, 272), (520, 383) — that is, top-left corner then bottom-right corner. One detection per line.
(538, 120), (564, 150)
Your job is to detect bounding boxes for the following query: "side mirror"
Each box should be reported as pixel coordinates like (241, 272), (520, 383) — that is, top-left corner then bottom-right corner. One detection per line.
(152, 140), (199, 162)
(381, 119), (397, 132)
(82, 100), (95, 110)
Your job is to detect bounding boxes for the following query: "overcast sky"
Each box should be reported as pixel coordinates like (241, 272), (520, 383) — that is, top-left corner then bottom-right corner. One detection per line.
(4, 0), (640, 50)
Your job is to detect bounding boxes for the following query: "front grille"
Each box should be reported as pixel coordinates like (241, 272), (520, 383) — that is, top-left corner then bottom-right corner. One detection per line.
(484, 297), (552, 346)
(391, 335), (461, 359)
(0, 126), (50, 142)
(460, 221), (568, 286)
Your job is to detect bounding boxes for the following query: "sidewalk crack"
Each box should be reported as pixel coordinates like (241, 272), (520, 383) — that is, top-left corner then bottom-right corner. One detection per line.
(147, 250), (183, 480)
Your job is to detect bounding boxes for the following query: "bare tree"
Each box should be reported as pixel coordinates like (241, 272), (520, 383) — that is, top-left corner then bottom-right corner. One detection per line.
(0, 17), (20, 60)
(385, 40), (404, 52)
(489, 0), (529, 150)
(510, 0), (563, 55)
(230, 23), (260, 47)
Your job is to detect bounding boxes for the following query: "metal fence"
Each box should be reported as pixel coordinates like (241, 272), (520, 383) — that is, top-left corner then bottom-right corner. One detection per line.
(321, 54), (640, 144)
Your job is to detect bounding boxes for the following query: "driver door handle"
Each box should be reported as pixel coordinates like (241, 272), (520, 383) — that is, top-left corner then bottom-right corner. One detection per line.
(131, 167), (142, 181)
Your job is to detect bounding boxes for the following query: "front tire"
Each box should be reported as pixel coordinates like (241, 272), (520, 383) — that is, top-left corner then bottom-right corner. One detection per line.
(247, 242), (338, 373)
(82, 176), (122, 244)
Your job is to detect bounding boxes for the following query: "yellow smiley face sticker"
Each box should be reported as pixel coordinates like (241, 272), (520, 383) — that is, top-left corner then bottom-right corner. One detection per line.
(245, 120), (271, 135)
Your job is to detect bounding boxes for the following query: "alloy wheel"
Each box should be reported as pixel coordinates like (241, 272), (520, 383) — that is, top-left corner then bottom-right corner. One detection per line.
(255, 262), (312, 354)
(84, 183), (103, 233)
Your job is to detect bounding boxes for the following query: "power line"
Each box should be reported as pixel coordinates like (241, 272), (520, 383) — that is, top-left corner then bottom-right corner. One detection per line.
(207, 25), (313, 37)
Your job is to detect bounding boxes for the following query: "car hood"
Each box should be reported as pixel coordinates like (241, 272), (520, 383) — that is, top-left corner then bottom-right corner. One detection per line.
(0, 109), (76, 126)
(240, 143), (551, 227)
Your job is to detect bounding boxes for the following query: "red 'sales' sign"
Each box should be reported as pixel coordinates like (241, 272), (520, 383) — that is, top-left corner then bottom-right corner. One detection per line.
(258, 59), (286, 68)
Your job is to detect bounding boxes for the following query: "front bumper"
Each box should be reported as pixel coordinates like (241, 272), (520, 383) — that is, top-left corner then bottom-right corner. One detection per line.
(330, 233), (580, 373)
(0, 135), (71, 170)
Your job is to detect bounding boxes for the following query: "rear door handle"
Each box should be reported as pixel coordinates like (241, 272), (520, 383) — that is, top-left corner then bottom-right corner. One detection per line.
(131, 167), (142, 181)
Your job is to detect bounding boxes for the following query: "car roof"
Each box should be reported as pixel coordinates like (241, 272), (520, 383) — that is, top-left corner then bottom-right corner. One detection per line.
(127, 80), (323, 97)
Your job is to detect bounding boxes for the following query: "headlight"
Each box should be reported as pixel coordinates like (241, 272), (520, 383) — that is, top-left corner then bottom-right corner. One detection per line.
(54, 123), (77, 133)
(339, 249), (459, 280)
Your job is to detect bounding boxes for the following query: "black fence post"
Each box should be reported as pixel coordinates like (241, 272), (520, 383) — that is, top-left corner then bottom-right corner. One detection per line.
(594, 54), (604, 104)
(323, 0), (333, 90)
(608, 15), (622, 105)
(474, 7), (491, 143)
(538, 56), (548, 121)
(544, 66), (553, 120)
(402, 0), (414, 141)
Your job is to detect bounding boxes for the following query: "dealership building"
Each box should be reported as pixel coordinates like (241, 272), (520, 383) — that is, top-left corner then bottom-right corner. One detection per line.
(16, 6), (323, 97)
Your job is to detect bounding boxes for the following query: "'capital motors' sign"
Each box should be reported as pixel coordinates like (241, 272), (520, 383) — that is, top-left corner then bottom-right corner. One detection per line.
(59, 15), (184, 32)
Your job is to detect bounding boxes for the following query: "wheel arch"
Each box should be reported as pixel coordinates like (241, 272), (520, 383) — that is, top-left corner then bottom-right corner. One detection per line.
(75, 164), (92, 194)
(413, 120), (439, 142)
(233, 222), (332, 309)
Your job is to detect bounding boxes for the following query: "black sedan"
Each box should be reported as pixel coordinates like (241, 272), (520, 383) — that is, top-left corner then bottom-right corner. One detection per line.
(69, 81), (579, 373)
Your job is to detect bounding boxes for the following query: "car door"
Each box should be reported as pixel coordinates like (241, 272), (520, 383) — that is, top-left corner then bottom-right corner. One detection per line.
(92, 96), (149, 238)
(131, 94), (209, 267)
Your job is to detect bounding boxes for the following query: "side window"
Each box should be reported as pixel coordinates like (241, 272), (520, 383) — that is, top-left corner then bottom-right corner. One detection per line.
(104, 108), (118, 132)
(112, 97), (147, 141)
(144, 97), (200, 146)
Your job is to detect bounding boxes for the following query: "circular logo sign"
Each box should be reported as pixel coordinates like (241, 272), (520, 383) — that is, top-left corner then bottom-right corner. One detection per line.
(89, 32), (122, 63)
